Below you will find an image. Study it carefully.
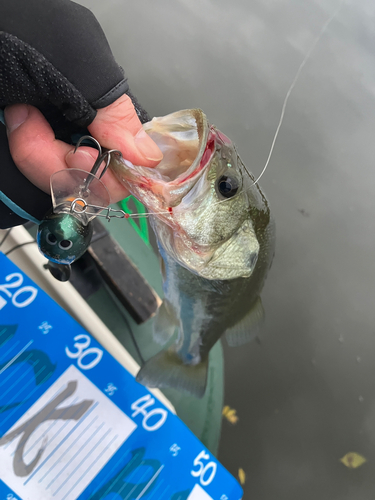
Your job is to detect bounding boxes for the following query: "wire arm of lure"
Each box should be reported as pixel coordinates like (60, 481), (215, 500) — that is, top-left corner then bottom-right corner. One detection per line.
(70, 197), (130, 221)
(70, 197), (171, 221)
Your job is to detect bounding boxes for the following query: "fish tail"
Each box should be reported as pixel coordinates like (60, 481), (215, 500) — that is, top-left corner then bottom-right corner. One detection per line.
(136, 348), (208, 398)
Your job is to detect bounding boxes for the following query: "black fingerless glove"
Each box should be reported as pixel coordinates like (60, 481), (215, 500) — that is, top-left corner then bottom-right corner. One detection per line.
(0, 0), (149, 228)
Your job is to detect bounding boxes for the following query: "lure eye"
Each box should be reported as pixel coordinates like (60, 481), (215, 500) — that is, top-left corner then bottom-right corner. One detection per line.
(217, 175), (239, 198)
(46, 233), (57, 245)
(58, 239), (73, 250)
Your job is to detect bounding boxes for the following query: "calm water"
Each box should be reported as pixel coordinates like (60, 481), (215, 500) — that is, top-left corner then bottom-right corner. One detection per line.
(79, 0), (375, 497)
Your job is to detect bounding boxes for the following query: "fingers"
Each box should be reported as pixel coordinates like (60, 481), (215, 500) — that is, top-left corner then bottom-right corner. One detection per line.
(4, 104), (130, 202)
(5, 104), (73, 193)
(4, 96), (160, 205)
(88, 94), (163, 167)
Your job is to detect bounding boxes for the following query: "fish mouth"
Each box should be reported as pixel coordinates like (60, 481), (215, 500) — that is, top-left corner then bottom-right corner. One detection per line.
(144, 108), (210, 184)
(112, 109), (214, 209)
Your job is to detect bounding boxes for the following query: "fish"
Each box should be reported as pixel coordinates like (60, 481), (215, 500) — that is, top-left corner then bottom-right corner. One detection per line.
(110, 109), (275, 398)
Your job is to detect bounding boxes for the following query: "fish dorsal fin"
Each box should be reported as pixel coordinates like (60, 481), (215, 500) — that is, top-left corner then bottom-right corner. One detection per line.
(225, 297), (265, 347)
(152, 301), (177, 345)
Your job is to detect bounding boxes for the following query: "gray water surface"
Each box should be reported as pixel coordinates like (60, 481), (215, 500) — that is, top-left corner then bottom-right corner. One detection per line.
(79, 0), (375, 497)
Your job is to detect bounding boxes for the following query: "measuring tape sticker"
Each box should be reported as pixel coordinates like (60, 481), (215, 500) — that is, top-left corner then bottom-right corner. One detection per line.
(0, 252), (243, 500)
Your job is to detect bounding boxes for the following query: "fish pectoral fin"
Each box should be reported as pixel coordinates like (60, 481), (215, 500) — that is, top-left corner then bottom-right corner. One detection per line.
(225, 297), (265, 347)
(152, 301), (177, 344)
(136, 348), (208, 398)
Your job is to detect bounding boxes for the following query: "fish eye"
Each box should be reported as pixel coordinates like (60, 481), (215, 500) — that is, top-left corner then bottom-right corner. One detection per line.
(46, 233), (57, 245)
(58, 239), (73, 250)
(217, 174), (239, 198)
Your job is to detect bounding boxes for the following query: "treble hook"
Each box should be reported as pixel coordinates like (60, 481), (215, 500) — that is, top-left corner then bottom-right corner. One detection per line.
(73, 135), (123, 189)
(74, 135), (103, 155)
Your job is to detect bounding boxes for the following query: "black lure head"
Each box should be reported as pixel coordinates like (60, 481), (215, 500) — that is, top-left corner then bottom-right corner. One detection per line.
(37, 211), (93, 265)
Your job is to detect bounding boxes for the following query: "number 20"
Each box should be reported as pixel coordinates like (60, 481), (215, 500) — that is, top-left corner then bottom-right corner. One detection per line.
(191, 450), (217, 486)
(0, 273), (37, 308)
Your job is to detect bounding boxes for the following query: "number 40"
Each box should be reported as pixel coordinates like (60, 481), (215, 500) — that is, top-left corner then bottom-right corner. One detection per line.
(191, 450), (217, 486)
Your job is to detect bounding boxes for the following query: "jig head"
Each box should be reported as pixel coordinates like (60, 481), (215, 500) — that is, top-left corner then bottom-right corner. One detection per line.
(37, 136), (122, 280)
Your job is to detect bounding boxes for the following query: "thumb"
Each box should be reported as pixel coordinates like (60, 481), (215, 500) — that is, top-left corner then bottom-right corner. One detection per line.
(88, 94), (162, 167)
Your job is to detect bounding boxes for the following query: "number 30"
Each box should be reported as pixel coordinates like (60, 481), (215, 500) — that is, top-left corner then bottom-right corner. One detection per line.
(65, 334), (103, 370)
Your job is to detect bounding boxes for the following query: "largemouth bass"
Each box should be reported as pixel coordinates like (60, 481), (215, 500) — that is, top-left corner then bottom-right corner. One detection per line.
(111, 109), (275, 398)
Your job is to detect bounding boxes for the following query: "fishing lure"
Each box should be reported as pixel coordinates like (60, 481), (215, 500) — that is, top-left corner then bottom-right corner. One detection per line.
(36, 136), (123, 280)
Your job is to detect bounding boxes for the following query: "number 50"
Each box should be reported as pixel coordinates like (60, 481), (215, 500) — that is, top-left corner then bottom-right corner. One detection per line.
(191, 450), (217, 486)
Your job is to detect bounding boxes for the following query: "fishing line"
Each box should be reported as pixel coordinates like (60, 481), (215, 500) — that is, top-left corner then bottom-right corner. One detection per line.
(250, 0), (346, 188)
(201, 0), (347, 213)
(0, 228), (12, 248)
(0, 224), (144, 364)
(121, 211), (170, 219)
(103, 284), (146, 366)
(97, 0), (346, 222)
(4, 241), (36, 256)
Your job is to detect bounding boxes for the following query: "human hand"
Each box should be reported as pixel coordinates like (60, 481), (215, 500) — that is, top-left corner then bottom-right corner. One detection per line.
(4, 94), (163, 204)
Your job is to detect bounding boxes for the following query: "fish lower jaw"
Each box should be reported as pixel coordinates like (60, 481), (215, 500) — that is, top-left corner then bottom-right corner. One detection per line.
(172, 219), (260, 279)
(196, 265), (253, 280)
(175, 247), (256, 280)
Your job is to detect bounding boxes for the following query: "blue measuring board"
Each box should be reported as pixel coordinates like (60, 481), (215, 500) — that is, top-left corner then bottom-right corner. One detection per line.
(0, 252), (243, 500)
